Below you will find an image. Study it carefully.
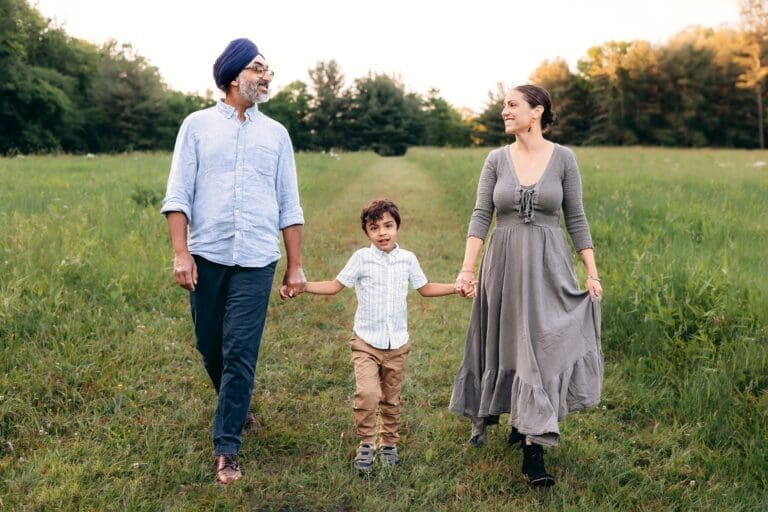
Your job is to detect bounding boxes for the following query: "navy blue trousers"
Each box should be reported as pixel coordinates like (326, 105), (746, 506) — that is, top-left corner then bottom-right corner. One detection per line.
(190, 255), (276, 455)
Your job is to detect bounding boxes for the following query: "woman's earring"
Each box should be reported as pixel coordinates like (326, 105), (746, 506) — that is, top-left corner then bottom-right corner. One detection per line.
(528, 118), (535, 133)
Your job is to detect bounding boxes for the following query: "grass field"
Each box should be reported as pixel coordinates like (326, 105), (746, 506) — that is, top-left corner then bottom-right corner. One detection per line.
(1, 147), (767, 511)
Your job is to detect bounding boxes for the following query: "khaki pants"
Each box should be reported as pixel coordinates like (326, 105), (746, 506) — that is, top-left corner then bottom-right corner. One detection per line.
(350, 336), (411, 446)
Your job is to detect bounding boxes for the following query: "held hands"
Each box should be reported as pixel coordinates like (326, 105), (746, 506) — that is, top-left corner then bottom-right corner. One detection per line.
(173, 251), (198, 291)
(587, 275), (603, 301)
(279, 265), (307, 299)
(455, 270), (477, 298)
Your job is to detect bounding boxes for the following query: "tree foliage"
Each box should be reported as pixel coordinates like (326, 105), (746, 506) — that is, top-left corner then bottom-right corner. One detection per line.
(0, 0), (212, 154)
(471, 82), (508, 147)
(4, 0), (768, 153)
(421, 88), (471, 147)
(736, 0), (768, 148)
(259, 80), (312, 150)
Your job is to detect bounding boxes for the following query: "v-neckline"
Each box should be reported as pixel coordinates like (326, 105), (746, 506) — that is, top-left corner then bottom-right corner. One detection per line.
(506, 143), (558, 188)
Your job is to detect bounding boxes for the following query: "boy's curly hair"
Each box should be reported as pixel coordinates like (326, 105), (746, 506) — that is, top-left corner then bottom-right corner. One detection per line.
(360, 198), (401, 233)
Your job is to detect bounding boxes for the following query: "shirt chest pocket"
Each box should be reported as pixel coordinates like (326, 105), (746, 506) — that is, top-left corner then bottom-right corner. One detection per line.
(245, 145), (279, 178)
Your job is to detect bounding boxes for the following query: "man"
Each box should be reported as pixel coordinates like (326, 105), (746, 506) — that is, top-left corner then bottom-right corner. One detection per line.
(161, 38), (305, 485)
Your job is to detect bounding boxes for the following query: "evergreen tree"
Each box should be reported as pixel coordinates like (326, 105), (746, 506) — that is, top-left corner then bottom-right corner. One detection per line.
(657, 31), (719, 146)
(578, 41), (632, 145)
(306, 60), (348, 151)
(347, 73), (418, 156)
(472, 83), (508, 147)
(421, 88), (471, 147)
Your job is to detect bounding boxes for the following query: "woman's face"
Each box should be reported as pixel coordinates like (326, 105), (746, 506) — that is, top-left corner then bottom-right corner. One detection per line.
(501, 89), (539, 135)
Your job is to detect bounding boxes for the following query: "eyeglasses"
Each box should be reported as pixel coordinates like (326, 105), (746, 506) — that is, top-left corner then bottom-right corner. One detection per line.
(244, 65), (275, 78)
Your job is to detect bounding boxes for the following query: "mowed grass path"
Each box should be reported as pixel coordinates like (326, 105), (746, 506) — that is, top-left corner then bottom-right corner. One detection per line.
(1, 148), (767, 510)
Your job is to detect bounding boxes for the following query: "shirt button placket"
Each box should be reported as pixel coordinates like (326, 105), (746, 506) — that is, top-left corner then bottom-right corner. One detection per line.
(234, 126), (245, 262)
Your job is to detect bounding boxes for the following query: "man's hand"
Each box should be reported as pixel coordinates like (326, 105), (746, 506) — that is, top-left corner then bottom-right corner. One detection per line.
(280, 265), (306, 299)
(173, 251), (198, 291)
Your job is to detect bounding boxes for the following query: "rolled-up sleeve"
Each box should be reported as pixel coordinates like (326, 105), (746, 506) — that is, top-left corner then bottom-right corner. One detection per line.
(276, 134), (304, 229)
(161, 117), (197, 222)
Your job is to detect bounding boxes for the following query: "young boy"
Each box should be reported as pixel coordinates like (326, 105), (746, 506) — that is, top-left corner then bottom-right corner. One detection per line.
(284, 198), (469, 472)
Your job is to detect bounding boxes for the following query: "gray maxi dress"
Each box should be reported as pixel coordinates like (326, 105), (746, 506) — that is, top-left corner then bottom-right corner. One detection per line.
(449, 144), (602, 447)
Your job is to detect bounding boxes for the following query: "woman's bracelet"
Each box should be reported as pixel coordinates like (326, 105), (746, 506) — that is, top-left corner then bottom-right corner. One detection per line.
(587, 276), (600, 282)
(459, 269), (474, 274)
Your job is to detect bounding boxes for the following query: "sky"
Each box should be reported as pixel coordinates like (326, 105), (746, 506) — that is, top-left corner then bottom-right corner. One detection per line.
(34, 0), (742, 113)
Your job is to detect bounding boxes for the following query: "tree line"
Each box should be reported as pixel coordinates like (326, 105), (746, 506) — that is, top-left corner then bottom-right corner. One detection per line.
(2, 0), (767, 155)
(528, 0), (768, 149)
(260, 61), (471, 156)
(0, 0), (213, 154)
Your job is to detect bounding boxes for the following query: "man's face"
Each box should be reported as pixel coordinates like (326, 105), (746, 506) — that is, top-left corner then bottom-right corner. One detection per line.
(238, 55), (273, 104)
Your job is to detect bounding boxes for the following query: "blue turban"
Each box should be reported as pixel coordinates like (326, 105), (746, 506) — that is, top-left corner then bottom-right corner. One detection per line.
(213, 38), (260, 91)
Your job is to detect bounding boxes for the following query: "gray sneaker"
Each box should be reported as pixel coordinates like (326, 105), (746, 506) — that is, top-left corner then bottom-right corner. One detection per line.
(379, 446), (399, 467)
(354, 443), (376, 473)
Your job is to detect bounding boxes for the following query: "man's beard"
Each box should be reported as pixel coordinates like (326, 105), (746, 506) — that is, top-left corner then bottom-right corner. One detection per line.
(239, 75), (269, 104)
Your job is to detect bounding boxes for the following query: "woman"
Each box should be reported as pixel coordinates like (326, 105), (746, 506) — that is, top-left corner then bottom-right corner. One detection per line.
(449, 84), (603, 487)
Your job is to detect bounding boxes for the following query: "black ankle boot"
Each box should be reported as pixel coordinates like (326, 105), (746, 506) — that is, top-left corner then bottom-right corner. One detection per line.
(522, 443), (556, 487)
(507, 427), (525, 448)
(469, 417), (487, 447)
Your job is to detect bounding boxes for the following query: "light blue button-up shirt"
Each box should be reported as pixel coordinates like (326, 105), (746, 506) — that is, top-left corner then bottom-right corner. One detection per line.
(161, 101), (304, 267)
(336, 244), (429, 350)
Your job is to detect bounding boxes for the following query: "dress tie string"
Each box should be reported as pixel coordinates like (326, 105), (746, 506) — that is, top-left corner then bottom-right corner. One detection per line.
(519, 187), (535, 224)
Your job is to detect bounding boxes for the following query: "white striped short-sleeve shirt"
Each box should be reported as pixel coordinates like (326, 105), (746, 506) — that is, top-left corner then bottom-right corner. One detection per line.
(336, 244), (428, 350)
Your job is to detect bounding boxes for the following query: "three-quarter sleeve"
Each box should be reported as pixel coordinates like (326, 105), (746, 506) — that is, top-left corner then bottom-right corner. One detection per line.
(467, 150), (499, 240)
(561, 147), (593, 251)
(161, 117), (197, 223)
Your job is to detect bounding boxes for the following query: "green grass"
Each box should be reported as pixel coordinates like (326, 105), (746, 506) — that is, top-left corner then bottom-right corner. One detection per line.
(1, 147), (767, 510)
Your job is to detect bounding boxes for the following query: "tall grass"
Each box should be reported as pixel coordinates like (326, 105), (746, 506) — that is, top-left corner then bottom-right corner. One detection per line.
(1, 148), (766, 510)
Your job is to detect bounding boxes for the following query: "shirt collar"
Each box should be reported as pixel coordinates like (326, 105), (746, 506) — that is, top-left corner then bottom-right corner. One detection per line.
(370, 243), (400, 258)
(245, 103), (259, 121)
(216, 100), (235, 118)
(216, 100), (259, 120)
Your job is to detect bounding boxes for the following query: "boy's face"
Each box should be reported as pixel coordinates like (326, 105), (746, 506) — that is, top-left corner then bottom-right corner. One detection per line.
(364, 212), (399, 253)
